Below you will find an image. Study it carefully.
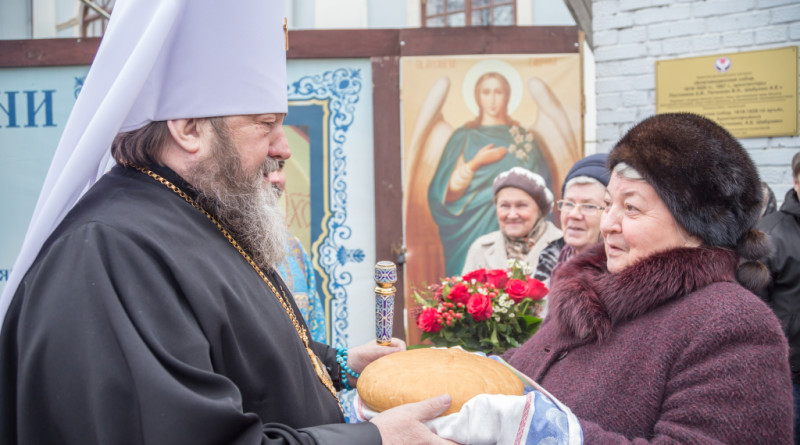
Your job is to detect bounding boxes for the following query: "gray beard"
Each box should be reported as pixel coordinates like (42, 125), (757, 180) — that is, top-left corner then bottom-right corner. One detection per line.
(184, 129), (287, 271)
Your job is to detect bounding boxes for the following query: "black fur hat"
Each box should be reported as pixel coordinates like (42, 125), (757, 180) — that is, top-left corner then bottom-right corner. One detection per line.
(608, 113), (771, 291)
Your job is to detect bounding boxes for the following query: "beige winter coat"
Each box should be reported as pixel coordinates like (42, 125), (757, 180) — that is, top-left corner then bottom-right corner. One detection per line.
(461, 221), (562, 274)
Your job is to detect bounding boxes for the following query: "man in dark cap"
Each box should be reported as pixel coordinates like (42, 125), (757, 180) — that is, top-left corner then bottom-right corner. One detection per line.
(758, 151), (800, 444)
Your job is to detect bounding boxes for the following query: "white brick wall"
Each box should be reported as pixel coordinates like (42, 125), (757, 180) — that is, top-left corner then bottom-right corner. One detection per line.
(592, 0), (800, 202)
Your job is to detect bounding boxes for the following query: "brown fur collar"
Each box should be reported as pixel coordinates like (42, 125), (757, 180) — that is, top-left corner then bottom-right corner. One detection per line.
(549, 243), (738, 341)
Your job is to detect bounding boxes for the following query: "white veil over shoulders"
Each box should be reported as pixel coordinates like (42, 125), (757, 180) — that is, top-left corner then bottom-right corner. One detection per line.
(0, 0), (288, 327)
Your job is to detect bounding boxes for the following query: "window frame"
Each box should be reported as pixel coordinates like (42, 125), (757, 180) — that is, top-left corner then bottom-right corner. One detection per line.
(421, 0), (517, 27)
(81, 0), (115, 38)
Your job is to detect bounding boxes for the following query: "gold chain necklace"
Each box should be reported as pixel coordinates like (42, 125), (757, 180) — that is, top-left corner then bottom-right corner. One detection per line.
(134, 166), (339, 401)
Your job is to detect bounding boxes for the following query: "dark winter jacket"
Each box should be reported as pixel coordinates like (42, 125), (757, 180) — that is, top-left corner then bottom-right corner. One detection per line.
(504, 244), (793, 444)
(758, 189), (800, 383)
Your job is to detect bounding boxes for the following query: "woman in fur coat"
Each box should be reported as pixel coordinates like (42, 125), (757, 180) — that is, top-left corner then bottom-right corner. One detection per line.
(503, 113), (793, 444)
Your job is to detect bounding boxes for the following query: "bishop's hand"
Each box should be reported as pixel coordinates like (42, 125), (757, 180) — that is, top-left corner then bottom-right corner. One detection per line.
(370, 394), (459, 445)
(347, 338), (406, 388)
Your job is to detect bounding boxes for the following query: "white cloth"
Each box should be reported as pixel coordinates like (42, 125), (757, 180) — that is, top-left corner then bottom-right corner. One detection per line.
(351, 355), (583, 445)
(0, 0), (287, 326)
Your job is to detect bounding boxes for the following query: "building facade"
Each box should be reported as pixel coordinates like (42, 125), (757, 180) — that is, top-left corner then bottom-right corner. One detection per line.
(593, 0), (800, 199)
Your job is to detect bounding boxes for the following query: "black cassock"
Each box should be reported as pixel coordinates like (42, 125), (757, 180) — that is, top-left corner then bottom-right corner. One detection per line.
(0, 165), (380, 444)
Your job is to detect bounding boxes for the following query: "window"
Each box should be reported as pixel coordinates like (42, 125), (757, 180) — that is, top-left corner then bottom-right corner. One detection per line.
(81, 0), (115, 38)
(422, 0), (516, 27)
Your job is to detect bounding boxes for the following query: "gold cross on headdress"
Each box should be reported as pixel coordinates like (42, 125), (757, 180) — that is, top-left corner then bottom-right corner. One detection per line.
(283, 17), (288, 51)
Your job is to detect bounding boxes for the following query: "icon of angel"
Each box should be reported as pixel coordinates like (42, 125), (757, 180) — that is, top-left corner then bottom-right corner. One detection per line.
(404, 59), (581, 278)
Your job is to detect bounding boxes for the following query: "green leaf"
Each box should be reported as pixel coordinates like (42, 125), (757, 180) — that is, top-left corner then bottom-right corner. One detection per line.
(490, 326), (499, 346)
(520, 315), (541, 326)
(411, 291), (428, 305)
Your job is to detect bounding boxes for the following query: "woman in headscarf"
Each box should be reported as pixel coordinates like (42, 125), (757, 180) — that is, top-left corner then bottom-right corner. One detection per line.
(504, 113), (793, 443)
(461, 166), (561, 274)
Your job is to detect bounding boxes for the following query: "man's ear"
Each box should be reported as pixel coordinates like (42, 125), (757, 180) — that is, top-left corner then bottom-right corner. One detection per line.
(167, 118), (205, 154)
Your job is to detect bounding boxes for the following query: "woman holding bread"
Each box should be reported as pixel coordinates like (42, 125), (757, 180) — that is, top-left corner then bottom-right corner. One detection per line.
(503, 113), (794, 443)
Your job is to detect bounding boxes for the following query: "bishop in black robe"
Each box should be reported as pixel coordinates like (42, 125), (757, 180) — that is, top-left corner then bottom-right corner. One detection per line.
(0, 164), (381, 444)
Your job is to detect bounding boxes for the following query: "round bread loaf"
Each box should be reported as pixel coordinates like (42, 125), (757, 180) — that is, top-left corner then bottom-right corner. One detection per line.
(357, 347), (524, 416)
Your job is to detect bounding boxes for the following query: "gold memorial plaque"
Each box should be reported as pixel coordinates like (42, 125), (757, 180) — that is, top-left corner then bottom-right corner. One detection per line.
(656, 46), (798, 138)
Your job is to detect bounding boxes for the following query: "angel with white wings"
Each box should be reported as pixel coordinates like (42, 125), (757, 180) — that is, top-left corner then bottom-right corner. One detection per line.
(405, 59), (580, 281)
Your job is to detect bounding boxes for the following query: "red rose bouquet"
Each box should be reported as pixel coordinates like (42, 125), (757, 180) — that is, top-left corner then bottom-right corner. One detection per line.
(413, 260), (548, 355)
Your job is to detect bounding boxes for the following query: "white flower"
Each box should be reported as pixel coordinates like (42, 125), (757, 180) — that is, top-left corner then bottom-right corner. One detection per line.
(512, 260), (532, 275)
(514, 134), (524, 144)
(524, 142), (533, 153)
(525, 131), (534, 142)
(515, 150), (526, 160)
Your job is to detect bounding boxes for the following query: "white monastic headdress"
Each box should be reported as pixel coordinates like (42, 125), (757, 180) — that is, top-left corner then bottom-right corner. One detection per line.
(0, 0), (288, 325)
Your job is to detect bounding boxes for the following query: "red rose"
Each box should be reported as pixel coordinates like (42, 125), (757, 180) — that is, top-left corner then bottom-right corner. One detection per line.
(505, 279), (528, 303)
(462, 268), (487, 283)
(525, 278), (549, 300)
(486, 269), (509, 289)
(446, 283), (471, 304)
(467, 293), (493, 322)
(417, 307), (443, 333)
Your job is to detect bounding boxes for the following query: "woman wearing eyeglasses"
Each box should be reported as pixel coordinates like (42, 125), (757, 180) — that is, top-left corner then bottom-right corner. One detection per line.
(461, 167), (562, 275)
(534, 154), (610, 284)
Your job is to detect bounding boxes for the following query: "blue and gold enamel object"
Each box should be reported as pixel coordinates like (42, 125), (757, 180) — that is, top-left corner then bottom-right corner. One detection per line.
(374, 261), (397, 346)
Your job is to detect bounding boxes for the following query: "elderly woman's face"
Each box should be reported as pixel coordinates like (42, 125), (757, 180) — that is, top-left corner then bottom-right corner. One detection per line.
(600, 172), (699, 273)
(496, 187), (541, 238)
(560, 181), (607, 255)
